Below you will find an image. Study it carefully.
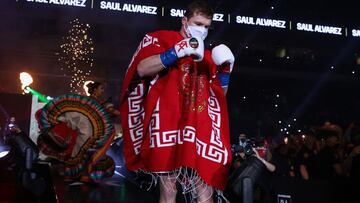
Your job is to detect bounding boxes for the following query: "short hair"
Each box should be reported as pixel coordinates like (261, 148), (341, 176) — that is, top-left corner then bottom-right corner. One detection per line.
(185, 0), (214, 19)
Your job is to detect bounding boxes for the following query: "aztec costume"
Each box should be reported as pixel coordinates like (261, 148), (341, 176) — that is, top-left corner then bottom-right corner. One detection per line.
(120, 30), (232, 190)
(36, 93), (115, 182)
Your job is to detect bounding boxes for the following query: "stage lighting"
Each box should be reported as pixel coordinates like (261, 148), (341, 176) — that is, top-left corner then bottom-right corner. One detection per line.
(0, 145), (11, 159)
(0, 150), (9, 158)
(7, 131), (39, 169)
(5, 130), (46, 196)
(227, 156), (266, 203)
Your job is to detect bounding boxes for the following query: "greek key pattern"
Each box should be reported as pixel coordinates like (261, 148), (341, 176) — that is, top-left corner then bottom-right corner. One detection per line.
(128, 84), (145, 155)
(196, 88), (228, 165)
(150, 125), (196, 148)
(127, 34), (160, 73)
(196, 139), (228, 164)
(149, 99), (160, 148)
(207, 88), (223, 148)
(148, 88), (228, 165)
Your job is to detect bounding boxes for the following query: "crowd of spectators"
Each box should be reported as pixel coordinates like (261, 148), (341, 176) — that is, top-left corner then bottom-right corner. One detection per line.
(232, 121), (360, 180)
(267, 121), (360, 181)
(229, 121), (360, 202)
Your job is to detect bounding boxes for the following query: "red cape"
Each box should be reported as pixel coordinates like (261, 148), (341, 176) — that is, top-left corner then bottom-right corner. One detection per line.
(120, 30), (232, 190)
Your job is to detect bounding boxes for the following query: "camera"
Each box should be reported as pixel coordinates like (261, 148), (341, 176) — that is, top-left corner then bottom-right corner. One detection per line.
(240, 139), (255, 156)
(232, 138), (255, 158)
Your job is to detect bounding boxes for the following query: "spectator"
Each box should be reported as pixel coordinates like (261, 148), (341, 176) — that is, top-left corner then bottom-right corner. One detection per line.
(295, 133), (318, 180)
(312, 123), (343, 179)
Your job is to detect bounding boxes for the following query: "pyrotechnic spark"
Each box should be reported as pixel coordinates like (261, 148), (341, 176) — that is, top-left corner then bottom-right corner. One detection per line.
(19, 72), (33, 93)
(58, 19), (94, 93)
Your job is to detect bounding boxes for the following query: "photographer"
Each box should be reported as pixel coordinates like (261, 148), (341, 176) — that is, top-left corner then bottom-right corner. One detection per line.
(231, 133), (248, 169)
(228, 133), (275, 203)
(231, 133), (275, 172)
(252, 146), (276, 172)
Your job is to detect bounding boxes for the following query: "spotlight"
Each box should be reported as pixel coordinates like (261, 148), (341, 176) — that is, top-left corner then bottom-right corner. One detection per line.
(0, 144), (14, 174)
(0, 145), (11, 159)
(228, 156), (266, 202)
(7, 130), (39, 169)
(0, 150), (9, 158)
(1, 127), (55, 201)
(4, 130), (46, 197)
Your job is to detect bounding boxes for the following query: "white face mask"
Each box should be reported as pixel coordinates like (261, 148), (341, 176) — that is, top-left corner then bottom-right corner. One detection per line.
(185, 24), (208, 40)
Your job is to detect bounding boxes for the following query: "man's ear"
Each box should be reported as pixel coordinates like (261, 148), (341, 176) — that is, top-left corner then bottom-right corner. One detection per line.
(181, 16), (187, 26)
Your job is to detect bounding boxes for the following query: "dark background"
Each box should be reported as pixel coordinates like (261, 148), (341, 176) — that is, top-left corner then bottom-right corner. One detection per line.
(1, 0), (360, 142)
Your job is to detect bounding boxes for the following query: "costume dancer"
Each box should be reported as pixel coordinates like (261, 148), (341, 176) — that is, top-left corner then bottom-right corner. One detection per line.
(36, 85), (117, 182)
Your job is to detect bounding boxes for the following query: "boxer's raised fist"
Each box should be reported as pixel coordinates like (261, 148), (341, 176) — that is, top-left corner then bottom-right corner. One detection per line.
(211, 44), (235, 73)
(212, 44), (235, 88)
(174, 37), (204, 62)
